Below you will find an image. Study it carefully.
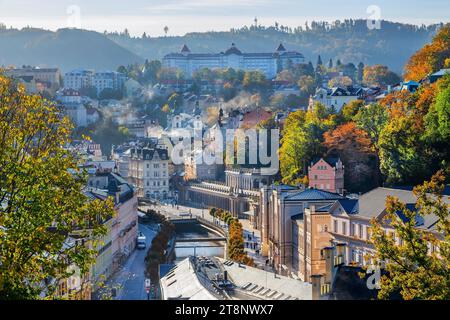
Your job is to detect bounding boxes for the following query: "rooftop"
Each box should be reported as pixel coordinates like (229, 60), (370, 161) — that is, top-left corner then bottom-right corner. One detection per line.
(284, 188), (346, 201)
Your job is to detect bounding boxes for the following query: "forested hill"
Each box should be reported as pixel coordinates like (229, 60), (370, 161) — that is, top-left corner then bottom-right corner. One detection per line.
(0, 27), (143, 72)
(107, 20), (443, 73)
(0, 20), (443, 73)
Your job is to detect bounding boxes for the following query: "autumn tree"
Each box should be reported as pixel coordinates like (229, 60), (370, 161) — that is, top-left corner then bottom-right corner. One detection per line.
(369, 170), (450, 300)
(363, 65), (401, 87)
(279, 103), (336, 185)
(404, 23), (450, 81)
(328, 75), (353, 88)
(0, 75), (114, 299)
(323, 122), (379, 192)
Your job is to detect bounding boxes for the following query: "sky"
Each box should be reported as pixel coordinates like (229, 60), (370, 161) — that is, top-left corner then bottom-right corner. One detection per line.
(0, 0), (449, 36)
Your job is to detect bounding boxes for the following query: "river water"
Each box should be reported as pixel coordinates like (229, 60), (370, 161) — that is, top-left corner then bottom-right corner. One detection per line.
(174, 223), (225, 262)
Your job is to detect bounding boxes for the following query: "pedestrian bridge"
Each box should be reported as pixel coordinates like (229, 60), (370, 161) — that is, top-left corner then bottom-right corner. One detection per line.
(175, 237), (227, 242)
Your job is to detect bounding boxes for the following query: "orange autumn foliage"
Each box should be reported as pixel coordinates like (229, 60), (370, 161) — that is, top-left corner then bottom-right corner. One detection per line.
(404, 24), (450, 81)
(323, 122), (373, 155)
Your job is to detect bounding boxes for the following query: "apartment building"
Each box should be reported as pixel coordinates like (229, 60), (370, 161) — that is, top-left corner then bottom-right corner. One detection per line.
(5, 66), (61, 93)
(64, 69), (126, 95)
(259, 185), (345, 276)
(127, 146), (170, 199)
(86, 172), (138, 284)
(328, 187), (448, 267)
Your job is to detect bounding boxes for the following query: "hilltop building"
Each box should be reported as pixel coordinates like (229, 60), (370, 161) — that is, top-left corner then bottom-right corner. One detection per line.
(163, 43), (304, 79)
(309, 87), (363, 112)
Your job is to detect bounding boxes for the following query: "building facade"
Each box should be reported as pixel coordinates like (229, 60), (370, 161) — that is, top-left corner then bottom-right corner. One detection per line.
(308, 158), (344, 194)
(163, 43), (304, 79)
(128, 146), (170, 199)
(259, 185), (345, 277)
(64, 70), (126, 95)
(5, 67), (61, 93)
(328, 187), (447, 267)
(86, 172), (138, 286)
(309, 87), (362, 112)
(291, 205), (334, 282)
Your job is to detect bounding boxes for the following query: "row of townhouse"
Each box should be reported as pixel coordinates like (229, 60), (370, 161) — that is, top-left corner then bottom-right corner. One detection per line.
(260, 175), (448, 283)
(55, 171), (138, 299)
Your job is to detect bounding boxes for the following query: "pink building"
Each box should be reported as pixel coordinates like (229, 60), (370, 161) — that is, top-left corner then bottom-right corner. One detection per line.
(308, 158), (344, 194)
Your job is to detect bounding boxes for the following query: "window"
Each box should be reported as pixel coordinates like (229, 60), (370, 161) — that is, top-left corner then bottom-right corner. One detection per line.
(359, 225), (364, 239)
(342, 221), (347, 235)
(351, 223), (355, 236)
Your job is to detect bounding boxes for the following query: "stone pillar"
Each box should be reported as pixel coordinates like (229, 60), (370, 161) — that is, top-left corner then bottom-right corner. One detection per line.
(311, 274), (323, 300)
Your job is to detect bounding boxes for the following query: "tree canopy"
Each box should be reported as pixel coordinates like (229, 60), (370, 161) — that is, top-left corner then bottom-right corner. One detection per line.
(0, 75), (114, 299)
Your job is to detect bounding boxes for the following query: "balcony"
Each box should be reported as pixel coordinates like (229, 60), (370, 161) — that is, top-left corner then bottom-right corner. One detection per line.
(333, 255), (344, 267)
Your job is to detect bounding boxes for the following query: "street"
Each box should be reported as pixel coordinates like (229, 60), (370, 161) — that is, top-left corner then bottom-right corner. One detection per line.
(108, 223), (157, 300)
(108, 202), (266, 300)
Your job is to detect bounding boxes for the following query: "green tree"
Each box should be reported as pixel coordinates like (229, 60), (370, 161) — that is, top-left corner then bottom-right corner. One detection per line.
(341, 100), (365, 122)
(279, 103), (336, 184)
(354, 103), (389, 147)
(424, 75), (450, 142)
(378, 114), (431, 185)
(0, 75), (114, 299)
(369, 170), (450, 300)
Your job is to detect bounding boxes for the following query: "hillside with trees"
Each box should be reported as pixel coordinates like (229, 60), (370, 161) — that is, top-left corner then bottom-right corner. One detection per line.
(0, 27), (143, 71)
(279, 24), (450, 192)
(107, 20), (442, 73)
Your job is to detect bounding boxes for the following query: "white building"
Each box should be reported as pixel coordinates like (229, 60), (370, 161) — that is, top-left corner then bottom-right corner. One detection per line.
(93, 71), (127, 95)
(64, 69), (94, 91)
(163, 43), (304, 79)
(309, 87), (363, 112)
(64, 70), (126, 95)
(64, 103), (87, 128)
(128, 146), (170, 199)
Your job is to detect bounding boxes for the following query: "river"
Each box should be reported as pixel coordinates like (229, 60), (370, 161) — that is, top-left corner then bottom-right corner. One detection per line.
(173, 222), (225, 262)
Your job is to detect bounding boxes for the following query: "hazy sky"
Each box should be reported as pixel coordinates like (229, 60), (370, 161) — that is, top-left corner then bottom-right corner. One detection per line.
(0, 0), (449, 36)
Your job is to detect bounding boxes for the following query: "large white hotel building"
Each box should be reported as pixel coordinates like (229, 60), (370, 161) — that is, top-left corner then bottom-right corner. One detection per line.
(162, 43), (305, 79)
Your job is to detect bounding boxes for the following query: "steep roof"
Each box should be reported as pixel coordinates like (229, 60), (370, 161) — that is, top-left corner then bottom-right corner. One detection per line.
(276, 43), (286, 52)
(311, 157), (341, 168)
(336, 199), (358, 214)
(181, 44), (191, 53)
(225, 43), (242, 55)
(285, 189), (345, 201)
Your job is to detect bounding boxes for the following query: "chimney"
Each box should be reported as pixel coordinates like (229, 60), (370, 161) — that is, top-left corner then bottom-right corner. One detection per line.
(323, 247), (333, 284)
(311, 274), (323, 300)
